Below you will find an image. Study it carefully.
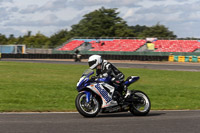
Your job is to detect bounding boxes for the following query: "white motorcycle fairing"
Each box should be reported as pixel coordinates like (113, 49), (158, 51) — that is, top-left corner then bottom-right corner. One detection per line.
(86, 82), (118, 108)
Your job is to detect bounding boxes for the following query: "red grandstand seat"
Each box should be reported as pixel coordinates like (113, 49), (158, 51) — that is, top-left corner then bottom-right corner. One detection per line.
(58, 40), (84, 51)
(90, 39), (146, 52)
(153, 40), (200, 52)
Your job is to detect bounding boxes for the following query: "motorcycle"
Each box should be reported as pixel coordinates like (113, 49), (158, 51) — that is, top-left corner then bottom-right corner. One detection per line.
(73, 54), (81, 62)
(75, 69), (151, 117)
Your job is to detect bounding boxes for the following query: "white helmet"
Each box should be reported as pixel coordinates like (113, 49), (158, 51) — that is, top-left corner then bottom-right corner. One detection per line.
(88, 55), (102, 69)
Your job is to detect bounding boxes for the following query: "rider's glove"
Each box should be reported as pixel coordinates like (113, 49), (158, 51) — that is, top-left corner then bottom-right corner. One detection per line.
(91, 76), (97, 81)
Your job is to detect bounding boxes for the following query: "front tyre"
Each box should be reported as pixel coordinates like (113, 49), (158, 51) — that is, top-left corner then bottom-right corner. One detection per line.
(75, 92), (101, 117)
(130, 90), (151, 116)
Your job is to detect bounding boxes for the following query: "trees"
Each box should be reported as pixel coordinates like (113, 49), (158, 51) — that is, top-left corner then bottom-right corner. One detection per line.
(22, 33), (50, 48)
(140, 23), (177, 38)
(70, 7), (177, 38)
(0, 7), (178, 48)
(0, 34), (8, 44)
(70, 7), (134, 37)
(49, 29), (71, 48)
(128, 24), (177, 38)
(128, 25), (149, 37)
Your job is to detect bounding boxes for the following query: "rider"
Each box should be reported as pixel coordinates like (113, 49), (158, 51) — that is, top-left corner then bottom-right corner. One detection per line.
(88, 55), (127, 103)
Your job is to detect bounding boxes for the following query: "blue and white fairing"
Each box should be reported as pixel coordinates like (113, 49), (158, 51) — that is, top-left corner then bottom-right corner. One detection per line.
(124, 76), (140, 87)
(76, 69), (140, 108)
(76, 69), (94, 91)
(76, 69), (117, 108)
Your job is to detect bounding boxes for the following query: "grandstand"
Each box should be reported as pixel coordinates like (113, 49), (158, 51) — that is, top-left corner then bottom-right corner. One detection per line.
(2, 38), (200, 62)
(90, 39), (146, 52)
(154, 40), (200, 52)
(57, 40), (84, 51)
(55, 38), (200, 53)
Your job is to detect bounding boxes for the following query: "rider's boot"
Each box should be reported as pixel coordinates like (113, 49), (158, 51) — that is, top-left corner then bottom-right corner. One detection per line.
(124, 90), (131, 98)
(124, 85), (131, 99)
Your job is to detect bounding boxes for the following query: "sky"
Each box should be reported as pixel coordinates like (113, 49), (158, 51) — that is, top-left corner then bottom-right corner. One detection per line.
(0, 0), (200, 38)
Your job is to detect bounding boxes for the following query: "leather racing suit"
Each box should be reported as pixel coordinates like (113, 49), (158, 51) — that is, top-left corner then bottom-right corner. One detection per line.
(96, 60), (125, 93)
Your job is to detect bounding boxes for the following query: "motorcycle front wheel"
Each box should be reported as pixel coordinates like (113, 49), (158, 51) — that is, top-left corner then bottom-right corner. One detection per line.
(130, 90), (151, 116)
(75, 92), (101, 117)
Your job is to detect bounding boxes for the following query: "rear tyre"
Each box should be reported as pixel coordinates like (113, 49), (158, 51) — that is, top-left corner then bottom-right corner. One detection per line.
(75, 92), (101, 117)
(130, 90), (151, 116)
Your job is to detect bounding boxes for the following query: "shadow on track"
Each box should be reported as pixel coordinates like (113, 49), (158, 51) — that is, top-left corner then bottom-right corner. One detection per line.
(97, 112), (165, 118)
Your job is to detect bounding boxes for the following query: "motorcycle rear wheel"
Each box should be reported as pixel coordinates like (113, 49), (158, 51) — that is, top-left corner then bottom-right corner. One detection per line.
(75, 92), (101, 117)
(130, 90), (151, 116)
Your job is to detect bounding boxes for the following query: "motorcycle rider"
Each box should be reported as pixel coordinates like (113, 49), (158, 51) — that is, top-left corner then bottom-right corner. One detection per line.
(88, 55), (127, 103)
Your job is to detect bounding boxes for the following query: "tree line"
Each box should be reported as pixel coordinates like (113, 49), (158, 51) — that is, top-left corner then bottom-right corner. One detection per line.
(0, 7), (179, 48)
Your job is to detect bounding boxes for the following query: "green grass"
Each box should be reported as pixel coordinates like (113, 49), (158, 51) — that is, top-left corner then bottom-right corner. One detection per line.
(0, 61), (200, 112)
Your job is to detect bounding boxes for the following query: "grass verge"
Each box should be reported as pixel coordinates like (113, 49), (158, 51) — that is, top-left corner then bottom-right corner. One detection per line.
(0, 61), (199, 112)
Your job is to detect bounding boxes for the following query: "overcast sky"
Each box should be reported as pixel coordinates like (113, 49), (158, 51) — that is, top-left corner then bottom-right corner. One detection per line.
(0, 0), (200, 38)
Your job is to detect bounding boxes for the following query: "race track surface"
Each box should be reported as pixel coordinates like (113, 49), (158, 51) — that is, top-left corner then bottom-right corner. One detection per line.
(2, 58), (200, 71)
(0, 110), (200, 133)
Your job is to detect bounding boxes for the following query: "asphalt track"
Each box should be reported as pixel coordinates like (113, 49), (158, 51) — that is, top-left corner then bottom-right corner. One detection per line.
(2, 58), (200, 71)
(1, 59), (200, 133)
(0, 110), (200, 133)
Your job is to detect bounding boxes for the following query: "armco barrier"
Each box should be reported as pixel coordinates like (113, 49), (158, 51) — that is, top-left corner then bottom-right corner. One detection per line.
(169, 55), (200, 63)
(2, 54), (168, 61)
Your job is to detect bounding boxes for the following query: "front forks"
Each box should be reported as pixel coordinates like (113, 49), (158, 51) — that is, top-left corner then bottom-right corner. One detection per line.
(83, 91), (92, 103)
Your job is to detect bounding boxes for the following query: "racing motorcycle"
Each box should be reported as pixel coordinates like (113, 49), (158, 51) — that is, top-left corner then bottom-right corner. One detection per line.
(75, 69), (151, 117)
